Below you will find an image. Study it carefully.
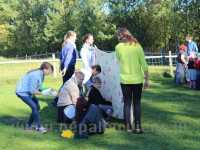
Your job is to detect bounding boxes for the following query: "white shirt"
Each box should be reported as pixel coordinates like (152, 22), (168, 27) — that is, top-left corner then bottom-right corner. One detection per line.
(80, 43), (96, 83)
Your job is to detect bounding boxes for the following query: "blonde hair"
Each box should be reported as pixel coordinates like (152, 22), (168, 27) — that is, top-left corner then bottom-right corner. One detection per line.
(62, 30), (76, 47)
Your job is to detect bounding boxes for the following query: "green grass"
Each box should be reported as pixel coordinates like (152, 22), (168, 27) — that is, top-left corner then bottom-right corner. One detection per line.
(0, 64), (200, 150)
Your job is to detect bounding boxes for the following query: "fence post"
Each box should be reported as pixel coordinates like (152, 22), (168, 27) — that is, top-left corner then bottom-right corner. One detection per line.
(169, 51), (173, 77)
(52, 53), (57, 77)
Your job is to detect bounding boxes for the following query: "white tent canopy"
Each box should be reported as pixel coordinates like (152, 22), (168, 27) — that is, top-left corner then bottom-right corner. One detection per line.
(95, 49), (123, 119)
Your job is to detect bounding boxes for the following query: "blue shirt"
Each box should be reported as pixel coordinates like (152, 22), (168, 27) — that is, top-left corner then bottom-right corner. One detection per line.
(60, 42), (77, 70)
(187, 41), (199, 56)
(16, 70), (44, 96)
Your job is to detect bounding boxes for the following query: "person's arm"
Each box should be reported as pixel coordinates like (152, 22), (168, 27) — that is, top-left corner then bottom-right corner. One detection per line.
(115, 46), (120, 62)
(194, 42), (199, 53)
(138, 46), (149, 89)
(143, 70), (149, 89)
(29, 77), (42, 95)
(61, 45), (74, 76)
(181, 54), (188, 65)
(93, 88), (111, 105)
(67, 84), (79, 105)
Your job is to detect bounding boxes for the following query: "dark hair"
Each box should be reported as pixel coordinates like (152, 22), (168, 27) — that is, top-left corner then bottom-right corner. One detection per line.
(92, 64), (101, 73)
(117, 27), (138, 44)
(82, 33), (93, 43)
(27, 62), (54, 74)
(40, 62), (54, 72)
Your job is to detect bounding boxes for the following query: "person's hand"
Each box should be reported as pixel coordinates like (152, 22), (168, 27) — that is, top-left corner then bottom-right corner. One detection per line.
(143, 79), (149, 89)
(34, 90), (42, 95)
(61, 68), (67, 77)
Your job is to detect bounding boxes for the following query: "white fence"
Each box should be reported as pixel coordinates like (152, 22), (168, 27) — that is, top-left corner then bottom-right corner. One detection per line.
(0, 51), (177, 77)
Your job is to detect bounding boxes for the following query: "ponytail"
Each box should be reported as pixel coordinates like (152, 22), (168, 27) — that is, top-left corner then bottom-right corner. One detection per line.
(27, 62), (54, 74)
(62, 30), (76, 47)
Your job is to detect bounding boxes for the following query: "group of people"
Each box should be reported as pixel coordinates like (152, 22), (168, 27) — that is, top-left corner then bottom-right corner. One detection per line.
(175, 35), (200, 90)
(15, 28), (149, 138)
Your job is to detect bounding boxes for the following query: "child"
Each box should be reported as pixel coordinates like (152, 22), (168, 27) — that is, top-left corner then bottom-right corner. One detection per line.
(87, 76), (112, 107)
(194, 56), (200, 90)
(75, 99), (113, 139)
(188, 52), (197, 89)
(16, 62), (54, 133)
(75, 77), (113, 138)
(175, 44), (188, 85)
(83, 65), (101, 95)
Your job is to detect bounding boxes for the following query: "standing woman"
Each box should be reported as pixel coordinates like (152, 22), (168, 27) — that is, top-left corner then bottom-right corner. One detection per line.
(60, 31), (78, 84)
(16, 62), (54, 133)
(115, 28), (149, 134)
(80, 33), (96, 85)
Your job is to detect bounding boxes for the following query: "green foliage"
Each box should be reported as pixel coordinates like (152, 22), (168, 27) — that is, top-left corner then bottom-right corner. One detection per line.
(0, 0), (199, 56)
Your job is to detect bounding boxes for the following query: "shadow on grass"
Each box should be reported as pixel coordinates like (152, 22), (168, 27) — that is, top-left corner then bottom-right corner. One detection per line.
(0, 77), (200, 150)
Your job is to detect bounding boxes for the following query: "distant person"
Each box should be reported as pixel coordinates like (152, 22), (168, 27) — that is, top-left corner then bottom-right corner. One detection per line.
(60, 31), (78, 84)
(188, 52), (197, 89)
(175, 44), (188, 85)
(194, 56), (200, 90)
(186, 35), (199, 56)
(75, 99), (113, 139)
(16, 62), (54, 133)
(80, 33), (96, 85)
(57, 71), (84, 123)
(115, 28), (149, 134)
(87, 77), (112, 107)
(84, 65), (101, 94)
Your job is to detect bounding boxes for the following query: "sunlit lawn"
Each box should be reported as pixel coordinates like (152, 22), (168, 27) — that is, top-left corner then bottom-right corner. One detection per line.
(0, 63), (200, 150)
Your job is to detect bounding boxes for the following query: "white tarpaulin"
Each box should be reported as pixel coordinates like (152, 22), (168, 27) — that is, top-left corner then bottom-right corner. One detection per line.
(95, 49), (123, 119)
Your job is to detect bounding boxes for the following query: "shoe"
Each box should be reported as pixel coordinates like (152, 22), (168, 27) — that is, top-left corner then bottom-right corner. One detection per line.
(126, 129), (132, 133)
(36, 126), (48, 134)
(133, 128), (144, 134)
(74, 134), (88, 139)
(24, 125), (34, 131)
(74, 132), (89, 139)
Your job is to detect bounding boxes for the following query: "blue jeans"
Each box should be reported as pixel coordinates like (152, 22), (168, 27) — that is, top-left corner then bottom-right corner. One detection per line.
(16, 93), (41, 128)
(175, 63), (186, 85)
(78, 104), (106, 135)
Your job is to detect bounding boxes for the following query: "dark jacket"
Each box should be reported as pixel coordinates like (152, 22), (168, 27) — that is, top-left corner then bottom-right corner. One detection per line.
(88, 86), (112, 106)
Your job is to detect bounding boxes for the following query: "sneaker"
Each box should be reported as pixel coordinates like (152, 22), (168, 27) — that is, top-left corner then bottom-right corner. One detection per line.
(24, 125), (34, 131)
(126, 129), (132, 133)
(133, 128), (144, 134)
(36, 127), (48, 134)
(74, 133), (88, 139)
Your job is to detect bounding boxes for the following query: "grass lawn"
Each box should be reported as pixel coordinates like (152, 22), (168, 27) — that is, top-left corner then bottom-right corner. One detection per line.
(0, 63), (200, 150)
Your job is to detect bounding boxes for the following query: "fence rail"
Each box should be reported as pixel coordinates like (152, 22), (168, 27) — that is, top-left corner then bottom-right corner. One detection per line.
(0, 51), (176, 77)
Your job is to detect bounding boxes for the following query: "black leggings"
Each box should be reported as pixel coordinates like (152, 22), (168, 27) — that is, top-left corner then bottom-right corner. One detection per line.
(62, 66), (75, 84)
(120, 83), (143, 129)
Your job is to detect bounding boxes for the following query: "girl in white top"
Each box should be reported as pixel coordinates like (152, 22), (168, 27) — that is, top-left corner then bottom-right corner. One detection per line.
(80, 33), (96, 84)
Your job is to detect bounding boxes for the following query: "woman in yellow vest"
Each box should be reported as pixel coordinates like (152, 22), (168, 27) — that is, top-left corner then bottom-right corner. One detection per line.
(115, 28), (149, 134)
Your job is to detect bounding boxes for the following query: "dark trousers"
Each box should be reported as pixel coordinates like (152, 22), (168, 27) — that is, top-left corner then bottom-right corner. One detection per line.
(16, 93), (41, 128)
(120, 83), (143, 130)
(196, 70), (200, 90)
(62, 66), (75, 84)
(77, 104), (105, 135)
(57, 106), (72, 124)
